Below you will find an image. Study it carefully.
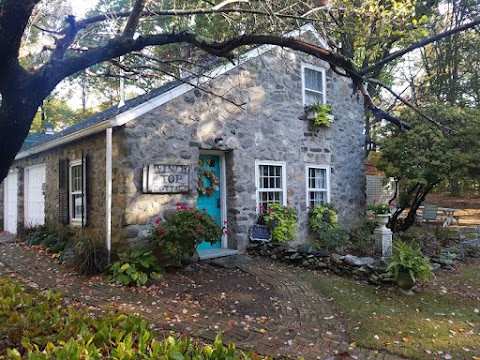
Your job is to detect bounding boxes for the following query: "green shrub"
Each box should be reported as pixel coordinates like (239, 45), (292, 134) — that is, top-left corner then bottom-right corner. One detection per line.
(59, 243), (76, 265)
(148, 204), (223, 265)
(106, 250), (164, 287)
(72, 238), (109, 276)
(398, 226), (457, 257)
(259, 203), (298, 242)
(387, 241), (433, 283)
(0, 277), (266, 359)
(347, 220), (376, 256)
(24, 226), (68, 255)
(309, 204), (348, 252)
(25, 225), (52, 246)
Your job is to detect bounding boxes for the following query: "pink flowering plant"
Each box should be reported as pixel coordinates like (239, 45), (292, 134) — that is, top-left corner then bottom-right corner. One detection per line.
(148, 203), (224, 265)
(367, 199), (395, 215)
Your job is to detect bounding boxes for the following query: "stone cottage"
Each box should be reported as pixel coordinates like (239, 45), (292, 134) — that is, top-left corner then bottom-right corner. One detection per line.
(0, 24), (366, 259)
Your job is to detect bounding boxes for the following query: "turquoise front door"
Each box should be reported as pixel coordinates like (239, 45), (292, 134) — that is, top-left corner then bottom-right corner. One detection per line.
(197, 154), (222, 250)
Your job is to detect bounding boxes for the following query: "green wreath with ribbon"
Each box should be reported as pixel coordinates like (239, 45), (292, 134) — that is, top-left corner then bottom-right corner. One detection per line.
(197, 169), (219, 196)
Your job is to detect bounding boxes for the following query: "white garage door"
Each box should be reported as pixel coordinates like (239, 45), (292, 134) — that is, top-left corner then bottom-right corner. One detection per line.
(24, 164), (46, 227)
(3, 171), (18, 234)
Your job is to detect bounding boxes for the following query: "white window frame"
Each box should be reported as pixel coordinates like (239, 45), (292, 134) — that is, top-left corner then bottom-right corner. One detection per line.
(255, 160), (287, 211)
(69, 159), (86, 225)
(302, 63), (327, 107)
(305, 165), (331, 207)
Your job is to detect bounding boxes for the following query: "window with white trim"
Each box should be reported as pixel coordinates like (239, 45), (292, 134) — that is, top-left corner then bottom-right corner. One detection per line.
(256, 161), (286, 210)
(306, 165), (330, 207)
(69, 160), (86, 223)
(302, 64), (326, 106)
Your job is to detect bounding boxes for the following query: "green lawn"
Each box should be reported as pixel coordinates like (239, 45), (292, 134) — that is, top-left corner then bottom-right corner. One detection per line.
(301, 259), (480, 359)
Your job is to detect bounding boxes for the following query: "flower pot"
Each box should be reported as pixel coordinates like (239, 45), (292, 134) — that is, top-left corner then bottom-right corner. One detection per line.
(396, 270), (415, 295)
(375, 213), (391, 230)
(305, 109), (317, 120)
(374, 213), (393, 257)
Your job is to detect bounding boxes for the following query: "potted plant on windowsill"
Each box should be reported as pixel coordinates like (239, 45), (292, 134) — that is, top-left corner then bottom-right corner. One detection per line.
(386, 241), (433, 295)
(304, 103), (334, 127)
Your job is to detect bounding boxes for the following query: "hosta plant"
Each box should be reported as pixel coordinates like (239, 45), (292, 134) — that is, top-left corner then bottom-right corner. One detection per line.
(106, 250), (164, 287)
(387, 241), (433, 286)
(0, 277), (266, 359)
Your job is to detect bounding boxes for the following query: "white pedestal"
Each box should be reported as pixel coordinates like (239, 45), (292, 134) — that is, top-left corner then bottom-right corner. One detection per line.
(374, 214), (393, 257)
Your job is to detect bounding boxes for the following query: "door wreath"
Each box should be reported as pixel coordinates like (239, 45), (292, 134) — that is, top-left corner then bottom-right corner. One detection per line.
(197, 169), (219, 196)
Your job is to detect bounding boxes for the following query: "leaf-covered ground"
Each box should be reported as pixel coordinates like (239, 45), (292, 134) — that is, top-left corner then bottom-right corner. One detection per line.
(300, 259), (480, 359)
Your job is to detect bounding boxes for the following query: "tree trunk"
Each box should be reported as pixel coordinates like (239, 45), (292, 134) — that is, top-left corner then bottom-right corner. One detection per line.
(449, 179), (461, 195)
(0, 67), (46, 183)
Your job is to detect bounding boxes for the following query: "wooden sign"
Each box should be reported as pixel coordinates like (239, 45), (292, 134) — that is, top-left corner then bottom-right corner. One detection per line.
(143, 164), (191, 193)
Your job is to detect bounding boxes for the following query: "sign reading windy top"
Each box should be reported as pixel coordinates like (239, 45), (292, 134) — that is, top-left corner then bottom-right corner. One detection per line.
(143, 164), (191, 194)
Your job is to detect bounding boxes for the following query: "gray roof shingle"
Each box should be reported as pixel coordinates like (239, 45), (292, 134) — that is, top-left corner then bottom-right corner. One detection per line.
(21, 79), (184, 151)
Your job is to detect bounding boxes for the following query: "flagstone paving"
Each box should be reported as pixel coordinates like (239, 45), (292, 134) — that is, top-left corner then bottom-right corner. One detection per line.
(0, 234), (406, 360)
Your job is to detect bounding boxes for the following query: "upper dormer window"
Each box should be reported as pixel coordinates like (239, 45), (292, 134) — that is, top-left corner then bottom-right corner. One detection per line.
(302, 64), (326, 106)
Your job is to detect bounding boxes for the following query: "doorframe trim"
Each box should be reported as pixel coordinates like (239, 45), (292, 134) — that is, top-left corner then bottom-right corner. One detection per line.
(4, 169), (19, 234)
(199, 151), (228, 248)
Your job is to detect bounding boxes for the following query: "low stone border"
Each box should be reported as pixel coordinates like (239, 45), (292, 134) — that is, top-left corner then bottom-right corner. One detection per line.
(247, 240), (480, 286)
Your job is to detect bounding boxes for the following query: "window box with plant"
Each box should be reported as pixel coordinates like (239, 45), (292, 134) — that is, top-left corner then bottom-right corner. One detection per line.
(258, 203), (298, 243)
(304, 103), (334, 127)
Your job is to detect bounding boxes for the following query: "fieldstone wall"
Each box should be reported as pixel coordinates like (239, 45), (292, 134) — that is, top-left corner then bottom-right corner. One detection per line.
(119, 45), (365, 250)
(5, 132), (127, 251)
(247, 240), (480, 285)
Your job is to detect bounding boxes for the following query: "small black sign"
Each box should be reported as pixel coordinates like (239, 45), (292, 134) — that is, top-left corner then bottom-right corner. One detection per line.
(249, 225), (272, 242)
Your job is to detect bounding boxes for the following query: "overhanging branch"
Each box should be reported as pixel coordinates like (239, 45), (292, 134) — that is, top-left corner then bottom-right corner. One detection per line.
(366, 78), (450, 132)
(359, 18), (480, 76)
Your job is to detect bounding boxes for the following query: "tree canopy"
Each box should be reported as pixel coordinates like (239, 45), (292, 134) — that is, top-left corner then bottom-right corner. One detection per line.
(376, 105), (480, 231)
(0, 0), (479, 183)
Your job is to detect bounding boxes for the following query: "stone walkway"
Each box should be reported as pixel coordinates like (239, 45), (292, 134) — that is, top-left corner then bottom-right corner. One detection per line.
(0, 234), (405, 360)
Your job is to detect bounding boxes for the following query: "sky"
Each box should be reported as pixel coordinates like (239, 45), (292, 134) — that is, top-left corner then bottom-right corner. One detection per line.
(70, 0), (99, 17)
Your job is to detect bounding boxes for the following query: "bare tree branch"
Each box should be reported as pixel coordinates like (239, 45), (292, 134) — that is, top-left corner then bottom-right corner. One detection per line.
(359, 18), (480, 76)
(51, 15), (79, 60)
(212, 0), (250, 10)
(122, 0), (146, 38)
(359, 83), (411, 130)
(366, 77), (449, 132)
(72, 8), (327, 33)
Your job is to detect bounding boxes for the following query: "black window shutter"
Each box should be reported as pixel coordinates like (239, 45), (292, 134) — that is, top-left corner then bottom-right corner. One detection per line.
(58, 158), (69, 225)
(82, 153), (89, 227)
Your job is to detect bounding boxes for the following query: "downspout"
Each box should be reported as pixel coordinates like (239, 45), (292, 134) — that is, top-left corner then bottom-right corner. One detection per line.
(106, 128), (113, 262)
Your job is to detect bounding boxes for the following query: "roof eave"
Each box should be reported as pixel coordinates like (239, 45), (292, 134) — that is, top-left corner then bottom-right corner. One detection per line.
(15, 120), (114, 160)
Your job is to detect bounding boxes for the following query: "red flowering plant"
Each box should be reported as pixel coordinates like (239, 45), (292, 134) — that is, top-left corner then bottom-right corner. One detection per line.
(148, 203), (224, 266)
